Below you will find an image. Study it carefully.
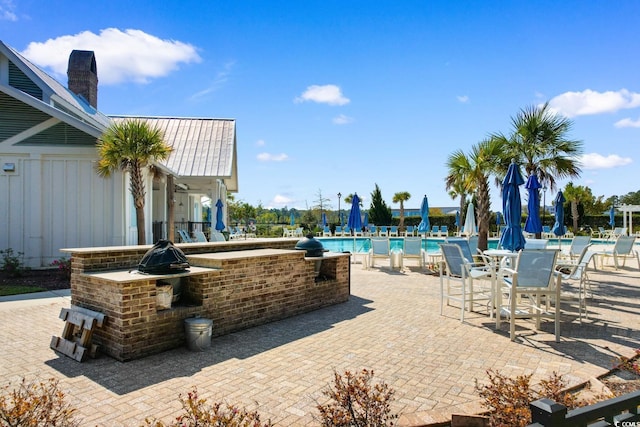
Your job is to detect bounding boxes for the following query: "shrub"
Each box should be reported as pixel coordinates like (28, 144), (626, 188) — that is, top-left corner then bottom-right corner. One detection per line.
(143, 386), (272, 427)
(50, 257), (72, 279)
(0, 377), (79, 426)
(316, 368), (398, 427)
(0, 248), (28, 277)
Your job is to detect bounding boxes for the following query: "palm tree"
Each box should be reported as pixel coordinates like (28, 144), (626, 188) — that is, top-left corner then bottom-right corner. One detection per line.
(446, 138), (506, 251)
(492, 102), (583, 238)
(97, 119), (172, 245)
(392, 192), (411, 232)
(563, 182), (591, 233)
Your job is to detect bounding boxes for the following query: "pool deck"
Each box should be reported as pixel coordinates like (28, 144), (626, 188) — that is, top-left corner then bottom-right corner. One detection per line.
(1, 244), (639, 426)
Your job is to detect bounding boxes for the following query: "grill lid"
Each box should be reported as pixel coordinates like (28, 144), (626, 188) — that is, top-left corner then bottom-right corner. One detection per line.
(138, 239), (190, 274)
(295, 234), (325, 257)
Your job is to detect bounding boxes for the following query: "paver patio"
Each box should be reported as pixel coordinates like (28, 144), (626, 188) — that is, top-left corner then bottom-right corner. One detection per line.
(1, 251), (639, 426)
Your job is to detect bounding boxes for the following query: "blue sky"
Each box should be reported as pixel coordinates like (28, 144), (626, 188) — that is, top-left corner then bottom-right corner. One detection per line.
(2, 1), (639, 212)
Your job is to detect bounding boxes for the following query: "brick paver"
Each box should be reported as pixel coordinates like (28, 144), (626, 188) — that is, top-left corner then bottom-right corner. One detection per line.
(1, 253), (639, 426)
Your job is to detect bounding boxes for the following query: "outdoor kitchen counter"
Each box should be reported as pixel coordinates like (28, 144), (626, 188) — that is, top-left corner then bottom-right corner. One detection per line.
(67, 246), (351, 361)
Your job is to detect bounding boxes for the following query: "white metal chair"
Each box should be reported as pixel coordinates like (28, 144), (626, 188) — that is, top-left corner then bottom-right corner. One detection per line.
(596, 235), (639, 269)
(368, 238), (392, 269)
(563, 235), (592, 261)
(402, 237), (426, 269)
(194, 230), (208, 242)
(439, 243), (494, 322)
(555, 244), (595, 321)
(497, 249), (561, 342)
(525, 238), (549, 249)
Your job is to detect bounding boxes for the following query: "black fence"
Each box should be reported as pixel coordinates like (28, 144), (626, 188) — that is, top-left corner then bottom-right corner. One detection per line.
(527, 391), (640, 426)
(152, 221), (211, 243)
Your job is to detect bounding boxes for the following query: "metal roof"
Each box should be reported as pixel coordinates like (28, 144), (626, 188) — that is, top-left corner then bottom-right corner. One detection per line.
(109, 116), (238, 191)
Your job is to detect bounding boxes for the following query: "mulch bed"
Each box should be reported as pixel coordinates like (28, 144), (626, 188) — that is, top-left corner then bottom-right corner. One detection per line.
(0, 269), (70, 293)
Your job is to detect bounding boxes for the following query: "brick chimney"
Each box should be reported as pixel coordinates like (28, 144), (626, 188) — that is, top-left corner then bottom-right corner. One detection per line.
(67, 50), (98, 108)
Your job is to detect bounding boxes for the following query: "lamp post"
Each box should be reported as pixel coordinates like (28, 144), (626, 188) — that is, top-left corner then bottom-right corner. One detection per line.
(542, 185), (547, 227)
(337, 192), (342, 226)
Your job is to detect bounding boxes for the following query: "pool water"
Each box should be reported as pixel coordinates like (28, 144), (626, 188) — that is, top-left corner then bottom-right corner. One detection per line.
(317, 237), (574, 254)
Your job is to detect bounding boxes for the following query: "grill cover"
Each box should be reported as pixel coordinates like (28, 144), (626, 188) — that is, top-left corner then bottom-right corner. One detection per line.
(138, 240), (190, 274)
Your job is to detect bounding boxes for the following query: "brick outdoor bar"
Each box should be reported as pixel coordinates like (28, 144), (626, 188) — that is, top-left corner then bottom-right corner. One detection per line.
(62, 238), (351, 361)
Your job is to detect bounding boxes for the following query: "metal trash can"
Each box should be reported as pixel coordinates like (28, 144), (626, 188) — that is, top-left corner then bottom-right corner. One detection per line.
(184, 317), (213, 351)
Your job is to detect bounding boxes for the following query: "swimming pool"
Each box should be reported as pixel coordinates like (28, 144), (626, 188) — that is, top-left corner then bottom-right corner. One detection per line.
(316, 237), (584, 254)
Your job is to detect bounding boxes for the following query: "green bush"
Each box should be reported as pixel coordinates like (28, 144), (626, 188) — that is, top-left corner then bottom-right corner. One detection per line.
(0, 248), (28, 277)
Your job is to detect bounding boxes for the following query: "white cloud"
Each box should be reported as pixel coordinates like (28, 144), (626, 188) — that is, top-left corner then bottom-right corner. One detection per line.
(580, 153), (632, 169)
(457, 95), (469, 103)
(270, 194), (294, 208)
(256, 139), (266, 146)
(190, 60), (235, 100)
(295, 84), (350, 106)
(333, 114), (354, 125)
(614, 117), (640, 128)
(21, 28), (201, 85)
(257, 152), (289, 162)
(547, 89), (640, 118)
(0, 0), (17, 21)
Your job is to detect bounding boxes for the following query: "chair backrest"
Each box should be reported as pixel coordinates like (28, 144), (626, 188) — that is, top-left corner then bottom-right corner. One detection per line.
(514, 249), (558, 288)
(441, 225), (448, 233)
(194, 230), (208, 242)
(178, 229), (192, 243)
(432, 225), (439, 232)
(569, 235), (591, 256)
(440, 243), (466, 277)
(406, 226), (414, 233)
(614, 236), (636, 254)
(564, 244), (593, 278)
(525, 238), (548, 249)
(211, 231), (226, 242)
(371, 238), (390, 256)
(445, 238), (474, 263)
(370, 225), (377, 233)
(468, 235), (479, 256)
(344, 226), (351, 235)
(543, 225), (551, 233)
(403, 237), (422, 256)
(599, 226), (606, 233)
(335, 226), (343, 233)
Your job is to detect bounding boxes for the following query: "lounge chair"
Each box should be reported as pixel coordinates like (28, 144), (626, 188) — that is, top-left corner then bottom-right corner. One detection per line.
(230, 227), (246, 239)
(368, 225), (378, 237)
(322, 226), (332, 237)
(402, 237), (425, 269)
(194, 230), (208, 242)
(430, 226), (440, 237)
(343, 226), (352, 236)
(596, 235), (639, 269)
(439, 243), (494, 322)
(178, 229), (193, 243)
(334, 226), (343, 237)
(496, 249), (561, 342)
(210, 231), (226, 242)
(592, 226), (607, 239)
(389, 226), (399, 237)
(403, 225), (415, 237)
(368, 237), (392, 269)
(378, 226), (389, 237)
(542, 225), (553, 239)
(439, 226), (449, 237)
(353, 227), (363, 237)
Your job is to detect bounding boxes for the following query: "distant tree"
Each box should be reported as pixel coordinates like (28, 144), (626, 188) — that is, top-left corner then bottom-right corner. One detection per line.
(97, 119), (172, 245)
(313, 189), (332, 223)
(563, 182), (591, 233)
(392, 192), (411, 231)
(619, 190), (640, 205)
(369, 184), (392, 225)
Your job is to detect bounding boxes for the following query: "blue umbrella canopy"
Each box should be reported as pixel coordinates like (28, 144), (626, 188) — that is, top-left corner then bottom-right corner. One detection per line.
(290, 212), (295, 226)
(322, 212), (327, 227)
(552, 191), (566, 237)
(417, 195), (430, 233)
(215, 199), (225, 231)
(496, 211), (502, 225)
(609, 205), (615, 228)
(524, 174), (542, 234)
(499, 162), (526, 251)
(347, 193), (363, 232)
(363, 212), (369, 227)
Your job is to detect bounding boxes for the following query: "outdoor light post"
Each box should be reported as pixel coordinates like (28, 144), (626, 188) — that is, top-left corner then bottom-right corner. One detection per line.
(337, 192), (342, 225)
(542, 185), (547, 226)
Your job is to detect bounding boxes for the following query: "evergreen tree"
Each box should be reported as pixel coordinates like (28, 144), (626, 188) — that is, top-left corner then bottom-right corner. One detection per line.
(369, 184), (392, 225)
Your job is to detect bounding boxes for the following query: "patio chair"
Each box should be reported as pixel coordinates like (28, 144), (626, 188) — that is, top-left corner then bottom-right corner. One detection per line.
(343, 226), (352, 236)
(230, 227), (246, 239)
(542, 225), (553, 238)
(525, 238), (548, 249)
(403, 225), (415, 237)
(596, 235), (639, 269)
(402, 237), (426, 269)
(368, 237), (392, 269)
(439, 225), (449, 237)
(555, 244), (594, 321)
(368, 225), (378, 237)
(322, 226), (332, 237)
(563, 235), (592, 261)
(378, 226), (389, 237)
(430, 226), (440, 237)
(194, 230), (208, 243)
(389, 226), (399, 237)
(178, 229), (193, 243)
(439, 243), (494, 322)
(210, 231), (226, 242)
(496, 249), (561, 342)
(334, 226), (344, 237)
(283, 228), (295, 237)
(354, 227), (363, 237)
(592, 226), (607, 239)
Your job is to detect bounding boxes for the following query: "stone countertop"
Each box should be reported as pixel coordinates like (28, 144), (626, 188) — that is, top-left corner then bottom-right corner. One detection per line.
(78, 266), (218, 283)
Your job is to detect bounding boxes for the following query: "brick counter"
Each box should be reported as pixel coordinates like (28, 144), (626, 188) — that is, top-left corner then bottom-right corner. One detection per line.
(62, 242), (350, 361)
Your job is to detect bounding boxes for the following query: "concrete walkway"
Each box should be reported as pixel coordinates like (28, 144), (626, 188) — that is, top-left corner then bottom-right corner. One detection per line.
(1, 254), (639, 426)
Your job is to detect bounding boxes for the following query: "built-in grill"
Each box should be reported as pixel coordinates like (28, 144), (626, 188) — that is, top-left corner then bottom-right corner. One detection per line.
(138, 239), (190, 274)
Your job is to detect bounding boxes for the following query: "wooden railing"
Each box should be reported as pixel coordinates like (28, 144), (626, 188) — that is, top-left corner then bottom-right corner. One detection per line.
(527, 391), (640, 426)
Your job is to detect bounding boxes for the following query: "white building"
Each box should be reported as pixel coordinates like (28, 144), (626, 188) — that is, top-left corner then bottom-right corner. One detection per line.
(0, 41), (238, 268)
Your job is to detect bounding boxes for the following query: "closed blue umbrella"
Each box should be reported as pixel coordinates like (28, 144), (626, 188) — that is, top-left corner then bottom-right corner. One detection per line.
(524, 174), (542, 235)
(455, 210), (460, 230)
(322, 212), (327, 227)
(552, 191), (566, 238)
(496, 211), (502, 225)
(215, 199), (225, 231)
(290, 212), (295, 226)
(363, 212), (369, 228)
(499, 161), (526, 251)
(347, 193), (363, 234)
(417, 195), (430, 234)
(609, 205), (615, 229)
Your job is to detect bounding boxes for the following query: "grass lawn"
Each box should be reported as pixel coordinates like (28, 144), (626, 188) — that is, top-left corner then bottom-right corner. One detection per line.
(0, 285), (47, 297)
